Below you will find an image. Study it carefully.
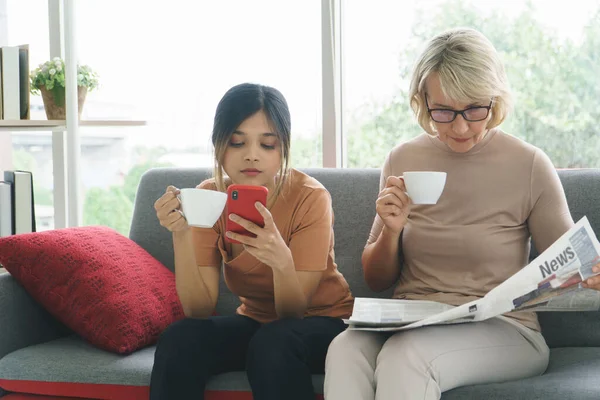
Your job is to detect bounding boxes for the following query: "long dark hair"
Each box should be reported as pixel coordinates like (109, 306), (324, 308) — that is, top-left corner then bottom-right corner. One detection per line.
(211, 83), (291, 197)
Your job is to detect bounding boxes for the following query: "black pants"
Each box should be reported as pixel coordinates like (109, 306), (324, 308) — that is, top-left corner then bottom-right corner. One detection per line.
(149, 315), (346, 400)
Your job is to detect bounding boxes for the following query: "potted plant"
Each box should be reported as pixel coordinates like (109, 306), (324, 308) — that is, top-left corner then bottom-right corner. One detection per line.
(30, 57), (99, 120)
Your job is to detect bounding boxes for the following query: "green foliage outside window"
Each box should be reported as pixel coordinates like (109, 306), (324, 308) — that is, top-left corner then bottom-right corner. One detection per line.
(345, 1), (600, 168)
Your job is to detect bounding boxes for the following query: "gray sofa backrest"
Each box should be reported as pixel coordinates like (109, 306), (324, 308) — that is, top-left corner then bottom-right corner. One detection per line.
(130, 167), (600, 348)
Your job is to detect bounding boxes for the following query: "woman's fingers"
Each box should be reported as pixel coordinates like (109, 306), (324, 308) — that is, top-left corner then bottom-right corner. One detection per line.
(377, 189), (408, 209)
(166, 215), (186, 231)
(160, 209), (182, 228)
(154, 187), (179, 209)
(156, 197), (181, 220)
(229, 214), (261, 235)
(378, 204), (402, 217)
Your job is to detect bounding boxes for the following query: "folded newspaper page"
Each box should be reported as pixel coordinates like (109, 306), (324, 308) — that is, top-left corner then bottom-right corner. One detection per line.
(347, 216), (600, 332)
(345, 298), (455, 327)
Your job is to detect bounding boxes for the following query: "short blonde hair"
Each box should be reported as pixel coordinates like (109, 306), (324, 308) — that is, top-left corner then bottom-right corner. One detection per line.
(409, 28), (513, 135)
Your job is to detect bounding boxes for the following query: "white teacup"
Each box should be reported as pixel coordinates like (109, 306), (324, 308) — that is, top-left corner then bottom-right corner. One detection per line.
(401, 171), (447, 205)
(178, 188), (227, 228)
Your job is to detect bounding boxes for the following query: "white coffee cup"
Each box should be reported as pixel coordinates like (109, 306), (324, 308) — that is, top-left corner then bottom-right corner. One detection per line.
(401, 171), (447, 205)
(178, 188), (227, 228)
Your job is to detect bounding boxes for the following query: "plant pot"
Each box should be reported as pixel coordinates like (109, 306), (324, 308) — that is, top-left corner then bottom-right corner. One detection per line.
(39, 85), (88, 120)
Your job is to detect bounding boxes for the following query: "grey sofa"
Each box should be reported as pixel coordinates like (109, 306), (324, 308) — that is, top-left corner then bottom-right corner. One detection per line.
(1, 167), (600, 400)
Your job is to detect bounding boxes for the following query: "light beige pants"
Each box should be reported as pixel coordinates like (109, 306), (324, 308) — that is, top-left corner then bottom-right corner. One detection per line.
(324, 317), (549, 400)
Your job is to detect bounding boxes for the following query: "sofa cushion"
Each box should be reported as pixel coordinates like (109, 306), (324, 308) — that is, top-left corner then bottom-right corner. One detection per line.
(0, 226), (184, 354)
(0, 335), (325, 400)
(0, 336), (598, 400)
(443, 347), (600, 399)
(0, 335), (153, 399)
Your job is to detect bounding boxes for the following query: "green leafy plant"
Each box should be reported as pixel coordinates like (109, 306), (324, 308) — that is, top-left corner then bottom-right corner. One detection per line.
(30, 57), (99, 95)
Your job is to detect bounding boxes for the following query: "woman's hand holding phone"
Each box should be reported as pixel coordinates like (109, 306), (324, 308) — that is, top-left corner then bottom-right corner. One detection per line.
(225, 185), (267, 243)
(225, 185), (292, 271)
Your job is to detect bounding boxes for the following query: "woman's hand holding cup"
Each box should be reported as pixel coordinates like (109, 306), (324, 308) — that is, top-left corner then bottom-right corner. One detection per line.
(376, 176), (411, 235)
(154, 185), (189, 232)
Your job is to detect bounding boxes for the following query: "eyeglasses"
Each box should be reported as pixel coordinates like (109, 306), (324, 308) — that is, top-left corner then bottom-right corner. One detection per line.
(426, 97), (493, 123)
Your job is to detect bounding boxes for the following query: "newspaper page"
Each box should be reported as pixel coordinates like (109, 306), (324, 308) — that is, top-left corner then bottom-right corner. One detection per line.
(344, 298), (456, 330)
(346, 216), (600, 332)
(479, 215), (600, 319)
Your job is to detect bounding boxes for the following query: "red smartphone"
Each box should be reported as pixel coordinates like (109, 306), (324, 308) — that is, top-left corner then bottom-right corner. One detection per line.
(225, 184), (269, 244)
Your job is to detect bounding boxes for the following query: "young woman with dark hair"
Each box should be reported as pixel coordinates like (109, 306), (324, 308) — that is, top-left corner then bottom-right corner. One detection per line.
(150, 83), (353, 400)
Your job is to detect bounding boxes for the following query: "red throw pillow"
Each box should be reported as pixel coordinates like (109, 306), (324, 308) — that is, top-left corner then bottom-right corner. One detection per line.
(0, 226), (185, 354)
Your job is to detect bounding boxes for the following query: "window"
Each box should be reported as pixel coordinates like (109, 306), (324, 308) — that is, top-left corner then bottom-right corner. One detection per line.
(9, 1), (598, 234)
(342, 0), (600, 168)
(71, 0), (322, 235)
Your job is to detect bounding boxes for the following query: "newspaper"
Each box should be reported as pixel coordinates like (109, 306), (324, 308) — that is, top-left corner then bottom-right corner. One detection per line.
(346, 216), (600, 332)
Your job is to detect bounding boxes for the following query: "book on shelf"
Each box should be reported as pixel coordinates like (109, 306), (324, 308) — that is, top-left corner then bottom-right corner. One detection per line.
(18, 44), (30, 120)
(0, 181), (11, 237)
(1, 46), (20, 120)
(0, 47), (2, 119)
(3, 170), (36, 234)
(0, 44), (30, 120)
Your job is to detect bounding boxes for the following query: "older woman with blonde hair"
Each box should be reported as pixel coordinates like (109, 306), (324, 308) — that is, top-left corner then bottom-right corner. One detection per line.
(323, 27), (588, 399)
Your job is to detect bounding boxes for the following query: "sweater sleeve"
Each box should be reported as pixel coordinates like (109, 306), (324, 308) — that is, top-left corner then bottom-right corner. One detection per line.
(288, 188), (333, 271)
(527, 149), (574, 254)
(366, 151), (393, 246)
